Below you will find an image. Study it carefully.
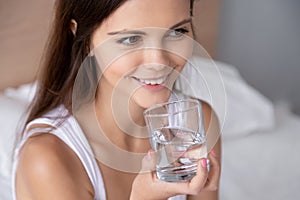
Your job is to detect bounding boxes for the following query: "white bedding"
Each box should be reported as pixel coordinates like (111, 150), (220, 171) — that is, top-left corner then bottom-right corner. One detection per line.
(220, 106), (300, 200)
(0, 83), (35, 200)
(1, 61), (299, 199)
(0, 95), (27, 200)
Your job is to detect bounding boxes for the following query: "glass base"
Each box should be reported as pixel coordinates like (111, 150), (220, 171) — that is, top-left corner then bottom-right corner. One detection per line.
(156, 169), (197, 182)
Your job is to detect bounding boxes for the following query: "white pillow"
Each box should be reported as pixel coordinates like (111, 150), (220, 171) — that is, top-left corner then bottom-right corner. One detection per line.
(4, 82), (37, 103)
(176, 56), (275, 138)
(0, 94), (28, 199)
(0, 83), (35, 199)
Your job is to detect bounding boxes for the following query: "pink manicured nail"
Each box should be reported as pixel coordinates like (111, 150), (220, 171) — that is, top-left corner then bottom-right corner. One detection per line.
(211, 150), (217, 157)
(201, 158), (207, 168)
(147, 150), (152, 160)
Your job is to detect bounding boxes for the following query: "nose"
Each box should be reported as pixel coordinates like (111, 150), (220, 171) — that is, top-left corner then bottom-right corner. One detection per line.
(143, 48), (171, 71)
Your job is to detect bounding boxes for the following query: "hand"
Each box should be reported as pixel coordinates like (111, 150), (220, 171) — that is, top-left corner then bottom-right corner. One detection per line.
(130, 150), (220, 200)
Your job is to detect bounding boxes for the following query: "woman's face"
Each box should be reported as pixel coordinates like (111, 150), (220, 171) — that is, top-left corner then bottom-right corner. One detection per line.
(91, 0), (193, 108)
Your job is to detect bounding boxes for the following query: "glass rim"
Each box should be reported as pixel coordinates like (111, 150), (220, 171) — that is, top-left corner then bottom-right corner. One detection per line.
(143, 99), (200, 117)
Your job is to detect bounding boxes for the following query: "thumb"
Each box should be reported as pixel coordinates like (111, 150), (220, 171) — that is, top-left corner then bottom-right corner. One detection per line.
(140, 149), (156, 173)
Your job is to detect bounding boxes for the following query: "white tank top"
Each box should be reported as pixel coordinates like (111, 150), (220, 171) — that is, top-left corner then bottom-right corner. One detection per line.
(11, 105), (186, 200)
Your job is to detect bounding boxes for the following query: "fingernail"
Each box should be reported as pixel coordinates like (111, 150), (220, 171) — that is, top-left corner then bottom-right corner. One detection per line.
(201, 158), (207, 168)
(147, 150), (152, 160)
(211, 150), (217, 158)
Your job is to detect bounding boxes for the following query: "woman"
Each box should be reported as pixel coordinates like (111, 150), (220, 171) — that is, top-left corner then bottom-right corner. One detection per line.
(13, 0), (221, 199)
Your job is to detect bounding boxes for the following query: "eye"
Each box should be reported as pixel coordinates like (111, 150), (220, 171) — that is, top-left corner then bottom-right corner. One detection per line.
(116, 35), (142, 46)
(167, 28), (189, 38)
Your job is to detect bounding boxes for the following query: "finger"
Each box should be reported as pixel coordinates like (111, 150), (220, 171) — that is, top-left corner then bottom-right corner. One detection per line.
(140, 150), (156, 173)
(175, 158), (208, 195)
(202, 152), (220, 191)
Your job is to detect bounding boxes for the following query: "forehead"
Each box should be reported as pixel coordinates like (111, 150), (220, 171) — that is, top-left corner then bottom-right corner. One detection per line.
(102, 0), (191, 31)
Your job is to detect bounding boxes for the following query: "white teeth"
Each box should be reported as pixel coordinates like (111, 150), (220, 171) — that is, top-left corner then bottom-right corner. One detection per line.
(139, 77), (166, 85)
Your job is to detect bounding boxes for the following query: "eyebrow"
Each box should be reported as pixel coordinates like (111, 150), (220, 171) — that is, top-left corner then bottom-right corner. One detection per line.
(107, 30), (147, 35)
(169, 18), (192, 30)
(107, 18), (192, 35)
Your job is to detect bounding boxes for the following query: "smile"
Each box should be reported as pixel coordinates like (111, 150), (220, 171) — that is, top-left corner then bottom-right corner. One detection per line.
(137, 76), (167, 85)
(131, 75), (170, 91)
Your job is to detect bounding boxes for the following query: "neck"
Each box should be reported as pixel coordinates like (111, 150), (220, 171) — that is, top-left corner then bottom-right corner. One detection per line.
(94, 81), (149, 152)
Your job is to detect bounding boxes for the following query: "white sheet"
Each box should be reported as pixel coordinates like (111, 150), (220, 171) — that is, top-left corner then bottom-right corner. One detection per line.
(220, 106), (300, 200)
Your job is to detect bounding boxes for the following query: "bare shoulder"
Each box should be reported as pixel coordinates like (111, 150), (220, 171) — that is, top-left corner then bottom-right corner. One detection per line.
(200, 101), (219, 134)
(200, 101), (212, 118)
(16, 133), (94, 200)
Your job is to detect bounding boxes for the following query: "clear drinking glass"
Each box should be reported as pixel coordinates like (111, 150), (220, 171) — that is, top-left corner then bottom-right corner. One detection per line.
(144, 99), (207, 182)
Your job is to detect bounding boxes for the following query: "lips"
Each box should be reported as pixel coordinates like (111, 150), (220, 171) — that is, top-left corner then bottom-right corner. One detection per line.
(127, 65), (178, 90)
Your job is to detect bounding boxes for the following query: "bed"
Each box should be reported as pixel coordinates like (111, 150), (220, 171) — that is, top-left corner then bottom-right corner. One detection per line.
(1, 1), (299, 199)
(1, 60), (300, 200)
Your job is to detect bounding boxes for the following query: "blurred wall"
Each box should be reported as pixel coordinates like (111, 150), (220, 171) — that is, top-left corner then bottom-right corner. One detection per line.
(194, 0), (220, 58)
(0, 0), (54, 90)
(216, 0), (300, 115)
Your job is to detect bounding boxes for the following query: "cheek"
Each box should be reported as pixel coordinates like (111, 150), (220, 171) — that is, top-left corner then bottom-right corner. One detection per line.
(102, 53), (142, 85)
(177, 58), (187, 71)
(170, 54), (188, 73)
